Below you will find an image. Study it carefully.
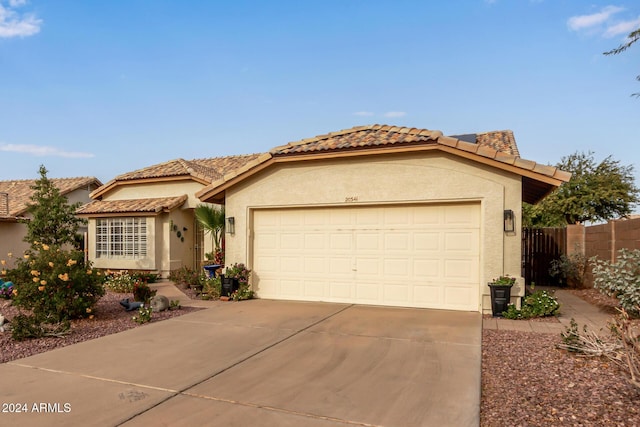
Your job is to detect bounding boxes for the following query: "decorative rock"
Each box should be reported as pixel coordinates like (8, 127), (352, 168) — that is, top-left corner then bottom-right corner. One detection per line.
(119, 298), (143, 312)
(0, 314), (9, 333)
(150, 295), (170, 312)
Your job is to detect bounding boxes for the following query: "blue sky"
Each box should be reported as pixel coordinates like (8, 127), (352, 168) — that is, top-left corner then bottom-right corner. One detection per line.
(1, 0), (639, 191)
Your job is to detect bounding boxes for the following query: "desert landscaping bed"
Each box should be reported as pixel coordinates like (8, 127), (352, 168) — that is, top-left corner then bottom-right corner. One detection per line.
(0, 290), (201, 364)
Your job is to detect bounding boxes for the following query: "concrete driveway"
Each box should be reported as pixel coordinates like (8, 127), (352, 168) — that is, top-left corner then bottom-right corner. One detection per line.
(1, 300), (481, 427)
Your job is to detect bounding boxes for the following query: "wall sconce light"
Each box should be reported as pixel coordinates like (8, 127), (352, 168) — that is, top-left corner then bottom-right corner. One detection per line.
(504, 209), (515, 233)
(226, 217), (235, 235)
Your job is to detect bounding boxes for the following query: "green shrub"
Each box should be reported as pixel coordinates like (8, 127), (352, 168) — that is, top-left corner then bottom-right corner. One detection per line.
(103, 271), (137, 293)
(6, 243), (105, 339)
(591, 249), (640, 316)
(169, 266), (204, 289)
(131, 306), (153, 324)
(131, 271), (159, 283)
(201, 276), (221, 300)
(502, 290), (560, 319)
(225, 263), (254, 300)
(133, 281), (156, 303)
(549, 252), (587, 288)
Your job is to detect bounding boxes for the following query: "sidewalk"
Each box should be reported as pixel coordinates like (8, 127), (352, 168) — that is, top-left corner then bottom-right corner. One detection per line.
(483, 287), (614, 334)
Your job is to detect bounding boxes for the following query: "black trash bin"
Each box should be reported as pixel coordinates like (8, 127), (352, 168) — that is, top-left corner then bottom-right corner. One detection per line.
(489, 283), (513, 317)
(221, 276), (239, 297)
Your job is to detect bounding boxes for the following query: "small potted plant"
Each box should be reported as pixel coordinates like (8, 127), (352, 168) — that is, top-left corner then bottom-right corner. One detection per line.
(488, 275), (516, 317)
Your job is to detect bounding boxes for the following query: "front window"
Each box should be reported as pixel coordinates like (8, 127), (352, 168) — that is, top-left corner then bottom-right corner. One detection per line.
(96, 218), (147, 258)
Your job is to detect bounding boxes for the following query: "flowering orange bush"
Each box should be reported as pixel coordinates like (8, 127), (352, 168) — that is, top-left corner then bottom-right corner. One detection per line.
(5, 243), (105, 325)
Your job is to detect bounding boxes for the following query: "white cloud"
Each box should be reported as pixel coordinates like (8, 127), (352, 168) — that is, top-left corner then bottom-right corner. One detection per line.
(0, 144), (95, 158)
(353, 111), (375, 117)
(383, 111), (407, 118)
(604, 16), (640, 38)
(0, 1), (42, 38)
(567, 6), (624, 31)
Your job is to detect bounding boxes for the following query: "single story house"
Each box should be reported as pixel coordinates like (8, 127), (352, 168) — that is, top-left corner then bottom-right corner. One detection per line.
(76, 155), (261, 275)
(196, 125), (570, 313)
(0, 177), (102, 268)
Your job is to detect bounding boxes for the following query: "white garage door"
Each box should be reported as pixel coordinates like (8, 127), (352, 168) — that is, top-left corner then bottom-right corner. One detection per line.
(252, 203), (480, 311)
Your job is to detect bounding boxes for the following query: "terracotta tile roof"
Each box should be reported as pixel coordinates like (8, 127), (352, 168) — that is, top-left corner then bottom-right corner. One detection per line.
(475, 130), (520, 157)
(93, 154), (262, 198)
(270, 125), (443, 156)
(112, 154), (262, 183)
(0, 177), (101, 218)
(76, 195), (188, 216)
(197, 124), (571, 205)
(270, 125), (521, 158)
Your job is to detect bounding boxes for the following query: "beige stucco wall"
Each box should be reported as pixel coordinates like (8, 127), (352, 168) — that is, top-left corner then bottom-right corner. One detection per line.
(107, 181), (205, 208)
(0, 221), (30, 270)
(222, 151), (523, 313)
(87, 180), (217, 277)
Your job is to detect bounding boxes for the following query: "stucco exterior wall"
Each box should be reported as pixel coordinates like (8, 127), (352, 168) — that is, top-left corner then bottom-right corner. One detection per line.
(222, 151), (523, 313)
(87, 181), (215, 276)
(106, 181), (205, 208)
(0, 221), (30, 269)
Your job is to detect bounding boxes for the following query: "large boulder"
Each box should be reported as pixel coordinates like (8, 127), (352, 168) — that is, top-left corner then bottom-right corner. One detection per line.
(151, 295), (170, 312)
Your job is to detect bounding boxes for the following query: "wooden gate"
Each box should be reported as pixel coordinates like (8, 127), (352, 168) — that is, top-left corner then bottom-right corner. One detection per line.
(522, 227), (566, 286)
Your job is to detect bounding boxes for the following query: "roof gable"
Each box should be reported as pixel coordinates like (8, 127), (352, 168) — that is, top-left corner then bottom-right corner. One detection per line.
(0, 177), (102, 219)
(76, 195), (188, 216)
(91, 154), (262, 199)
(196, 124), (570, 204)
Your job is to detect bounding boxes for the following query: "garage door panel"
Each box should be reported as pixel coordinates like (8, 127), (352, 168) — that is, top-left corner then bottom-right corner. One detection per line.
(304, 281), (325, 297)
(304, 234), (325, 250)
(383, 284), (410, 303)
(330, 233), (352, 250)
(383, 258), (410, 277)
(414, 232), (441, 251)
(253, 204), (480, 311)
(280, 233), (302, 250)
(355, 283), (380, 301)
(444, 231), (479, 252)
(328, 258), (351, 275)
(355, 258), (381, 276)
(444, 259), (478, 280)
(280, 256), (301, 273)
(444, 205), (480, 226)
(356, 233), (380, 250)
(384, 233), (410, 251)
(304, 257), (326, 274)
(414, 259), (441, 278)
(330, 282), (353, 299)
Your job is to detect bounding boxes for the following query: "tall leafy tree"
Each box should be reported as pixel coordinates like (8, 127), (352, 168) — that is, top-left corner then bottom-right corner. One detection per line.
(604, 26), (640, 97)
(524, 152), (639, 227)
(22, 165), (85, 247)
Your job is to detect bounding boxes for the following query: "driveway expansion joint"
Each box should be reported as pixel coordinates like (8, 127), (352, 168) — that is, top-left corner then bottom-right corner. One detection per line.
(119, 304), (356, 425)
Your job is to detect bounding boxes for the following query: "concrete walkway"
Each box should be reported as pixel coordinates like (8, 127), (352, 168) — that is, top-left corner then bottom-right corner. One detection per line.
(483, 287), (614, 334)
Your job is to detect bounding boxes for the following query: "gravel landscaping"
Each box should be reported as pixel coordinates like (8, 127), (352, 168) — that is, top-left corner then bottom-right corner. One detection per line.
(1, 286), (639, 426)
(0, 290), (202, 364)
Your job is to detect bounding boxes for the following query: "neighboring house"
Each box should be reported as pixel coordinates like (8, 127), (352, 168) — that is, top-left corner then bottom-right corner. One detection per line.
(76, 155), (261, 276)
(0, 177), (102, 269)
(196, 124), (571, 313)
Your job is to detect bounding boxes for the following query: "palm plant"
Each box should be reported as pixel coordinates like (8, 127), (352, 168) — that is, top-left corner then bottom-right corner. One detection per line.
(194, 204), (225, 264)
